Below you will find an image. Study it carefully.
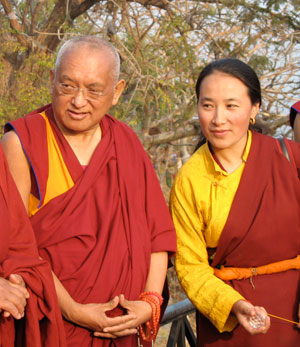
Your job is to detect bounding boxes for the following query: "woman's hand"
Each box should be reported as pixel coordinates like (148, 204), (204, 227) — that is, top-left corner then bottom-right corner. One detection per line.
(232, 300), (270, 335)
(93, 294), (152, 338)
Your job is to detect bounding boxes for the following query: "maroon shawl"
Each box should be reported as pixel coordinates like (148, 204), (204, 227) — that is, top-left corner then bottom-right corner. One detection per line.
(197, 132), (300, 346)
(6, 104), (176, 346)
(0, 144), (66, 347)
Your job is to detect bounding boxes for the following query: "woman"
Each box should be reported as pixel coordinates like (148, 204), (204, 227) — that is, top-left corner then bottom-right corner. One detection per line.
(290, 101), (300, 142)
(170, 58), (300, 346)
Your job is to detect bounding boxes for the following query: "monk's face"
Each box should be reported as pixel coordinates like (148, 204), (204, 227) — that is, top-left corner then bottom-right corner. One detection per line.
(50, 46), (125, 135)
(197, 71), (259, 154)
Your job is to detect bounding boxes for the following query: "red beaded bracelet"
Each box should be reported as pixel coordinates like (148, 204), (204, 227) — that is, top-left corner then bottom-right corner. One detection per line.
(140, 291), (163, 305)
(139, 291), (163, 341)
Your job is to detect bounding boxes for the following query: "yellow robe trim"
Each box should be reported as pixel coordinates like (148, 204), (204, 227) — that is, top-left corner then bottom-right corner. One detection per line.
(170, 131), (252, 333)
(29, 112), (74, 216)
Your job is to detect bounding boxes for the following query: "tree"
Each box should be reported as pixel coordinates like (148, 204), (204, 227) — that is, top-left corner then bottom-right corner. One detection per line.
(1, 0), (300, 189)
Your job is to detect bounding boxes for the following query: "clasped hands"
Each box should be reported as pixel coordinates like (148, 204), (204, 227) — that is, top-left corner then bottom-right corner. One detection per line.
(70, 294), (153, 339)
(0, 274), (29, 320)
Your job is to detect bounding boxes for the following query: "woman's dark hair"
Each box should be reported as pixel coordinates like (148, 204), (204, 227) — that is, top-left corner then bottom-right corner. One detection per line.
(194, 58), (261, 152)
(195, 58), (261, 106)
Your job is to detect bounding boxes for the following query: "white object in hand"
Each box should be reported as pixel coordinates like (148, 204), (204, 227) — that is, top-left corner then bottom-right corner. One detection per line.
(248, 311), (266, 329)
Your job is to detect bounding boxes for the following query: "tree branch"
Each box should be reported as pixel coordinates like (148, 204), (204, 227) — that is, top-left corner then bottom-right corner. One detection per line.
(30, 0), (45, 35)
(37, 0), (99, 52)
(70, 0), (100, 18)
(143, 122), (200, 146)
(0, 0), (29, 46)
(127, 0), (172, 11)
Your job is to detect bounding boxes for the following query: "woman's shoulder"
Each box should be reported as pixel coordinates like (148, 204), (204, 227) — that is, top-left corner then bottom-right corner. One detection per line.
(177, 145), (206, 177)
(173, 145), (208, 193)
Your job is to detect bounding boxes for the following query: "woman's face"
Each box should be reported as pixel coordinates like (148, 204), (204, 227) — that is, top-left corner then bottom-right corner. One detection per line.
(197, 71), (259, 154)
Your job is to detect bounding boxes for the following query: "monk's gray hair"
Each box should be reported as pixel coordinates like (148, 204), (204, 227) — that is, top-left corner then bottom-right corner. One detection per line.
(54, 36), (120, 84)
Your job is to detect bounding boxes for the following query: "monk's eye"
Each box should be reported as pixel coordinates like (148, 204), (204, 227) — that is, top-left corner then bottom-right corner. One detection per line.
(87, 89), (104, 97)
(59, 83), (76, 94)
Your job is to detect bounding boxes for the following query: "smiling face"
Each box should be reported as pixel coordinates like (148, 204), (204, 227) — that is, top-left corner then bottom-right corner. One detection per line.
(197, 71), (259, 154)
(50, 44), (125, 135)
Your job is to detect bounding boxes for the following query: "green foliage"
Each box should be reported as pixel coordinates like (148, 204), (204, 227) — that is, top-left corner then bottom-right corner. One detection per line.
(248, 55), (272, 76)
(0, 47), (54, 123)
(0, 0), (298, 191)
(0, 0), (299, 141)
(165, 170), (173, 189)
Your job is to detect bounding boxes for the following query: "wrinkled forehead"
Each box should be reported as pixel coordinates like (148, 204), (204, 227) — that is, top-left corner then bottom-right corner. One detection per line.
(56, 43), (111, 69)
(54, 42), (119, 84)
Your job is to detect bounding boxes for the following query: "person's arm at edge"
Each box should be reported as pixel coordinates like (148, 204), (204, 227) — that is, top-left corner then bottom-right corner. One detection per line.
(1, 132), (31, 209)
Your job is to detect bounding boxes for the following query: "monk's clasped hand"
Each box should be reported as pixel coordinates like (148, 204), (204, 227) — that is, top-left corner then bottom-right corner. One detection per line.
(0, 274), (29, 319)
(70, 296), (137, 338)
(93, 294), (152, 338)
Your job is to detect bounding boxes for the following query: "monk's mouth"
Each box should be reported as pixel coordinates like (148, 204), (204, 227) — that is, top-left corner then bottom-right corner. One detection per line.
(68, 110), (89, 120)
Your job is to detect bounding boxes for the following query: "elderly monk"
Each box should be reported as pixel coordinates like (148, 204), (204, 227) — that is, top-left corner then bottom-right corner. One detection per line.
(0, 144), (66, 346)
(2, 36), (176, 346)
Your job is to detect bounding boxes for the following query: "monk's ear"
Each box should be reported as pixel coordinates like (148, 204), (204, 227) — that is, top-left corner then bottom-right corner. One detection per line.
(50, 69), (55, 94)
(112, 79), (126, 106)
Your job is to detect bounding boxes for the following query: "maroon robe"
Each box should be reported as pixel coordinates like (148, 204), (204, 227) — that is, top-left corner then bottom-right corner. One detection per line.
(0, 144), (66, 347)
(6, 104), (176, 346)
(196, 132), (300, 346)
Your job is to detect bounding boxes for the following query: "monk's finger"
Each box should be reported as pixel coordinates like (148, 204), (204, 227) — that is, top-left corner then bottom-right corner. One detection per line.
(0, 300), (24, 319)
(103, 320), (136, 333)
(98, 327), (138, 337)
(119, 294), (128, 306)
(8, 275), (29, 299)
(111, 328), (138, 337)
(103, 296), (119, 312)
(93, 332), (118, 339)
(119, 294), (134, 311)
(9, 274), (24, 285)
(0, 283), (28, 318)
(105, 312), (136, 327)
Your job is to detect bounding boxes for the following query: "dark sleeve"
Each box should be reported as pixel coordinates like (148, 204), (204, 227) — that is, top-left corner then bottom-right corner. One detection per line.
(286, 139), (300, 178)
(289, 101), (300, 128)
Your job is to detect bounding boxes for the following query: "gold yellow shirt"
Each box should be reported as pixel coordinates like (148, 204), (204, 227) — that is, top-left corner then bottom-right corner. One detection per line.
(170, 131), (252, 332)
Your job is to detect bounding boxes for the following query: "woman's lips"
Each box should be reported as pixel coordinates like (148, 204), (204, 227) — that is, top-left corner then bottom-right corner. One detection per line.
(211, 129), (229, 136)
